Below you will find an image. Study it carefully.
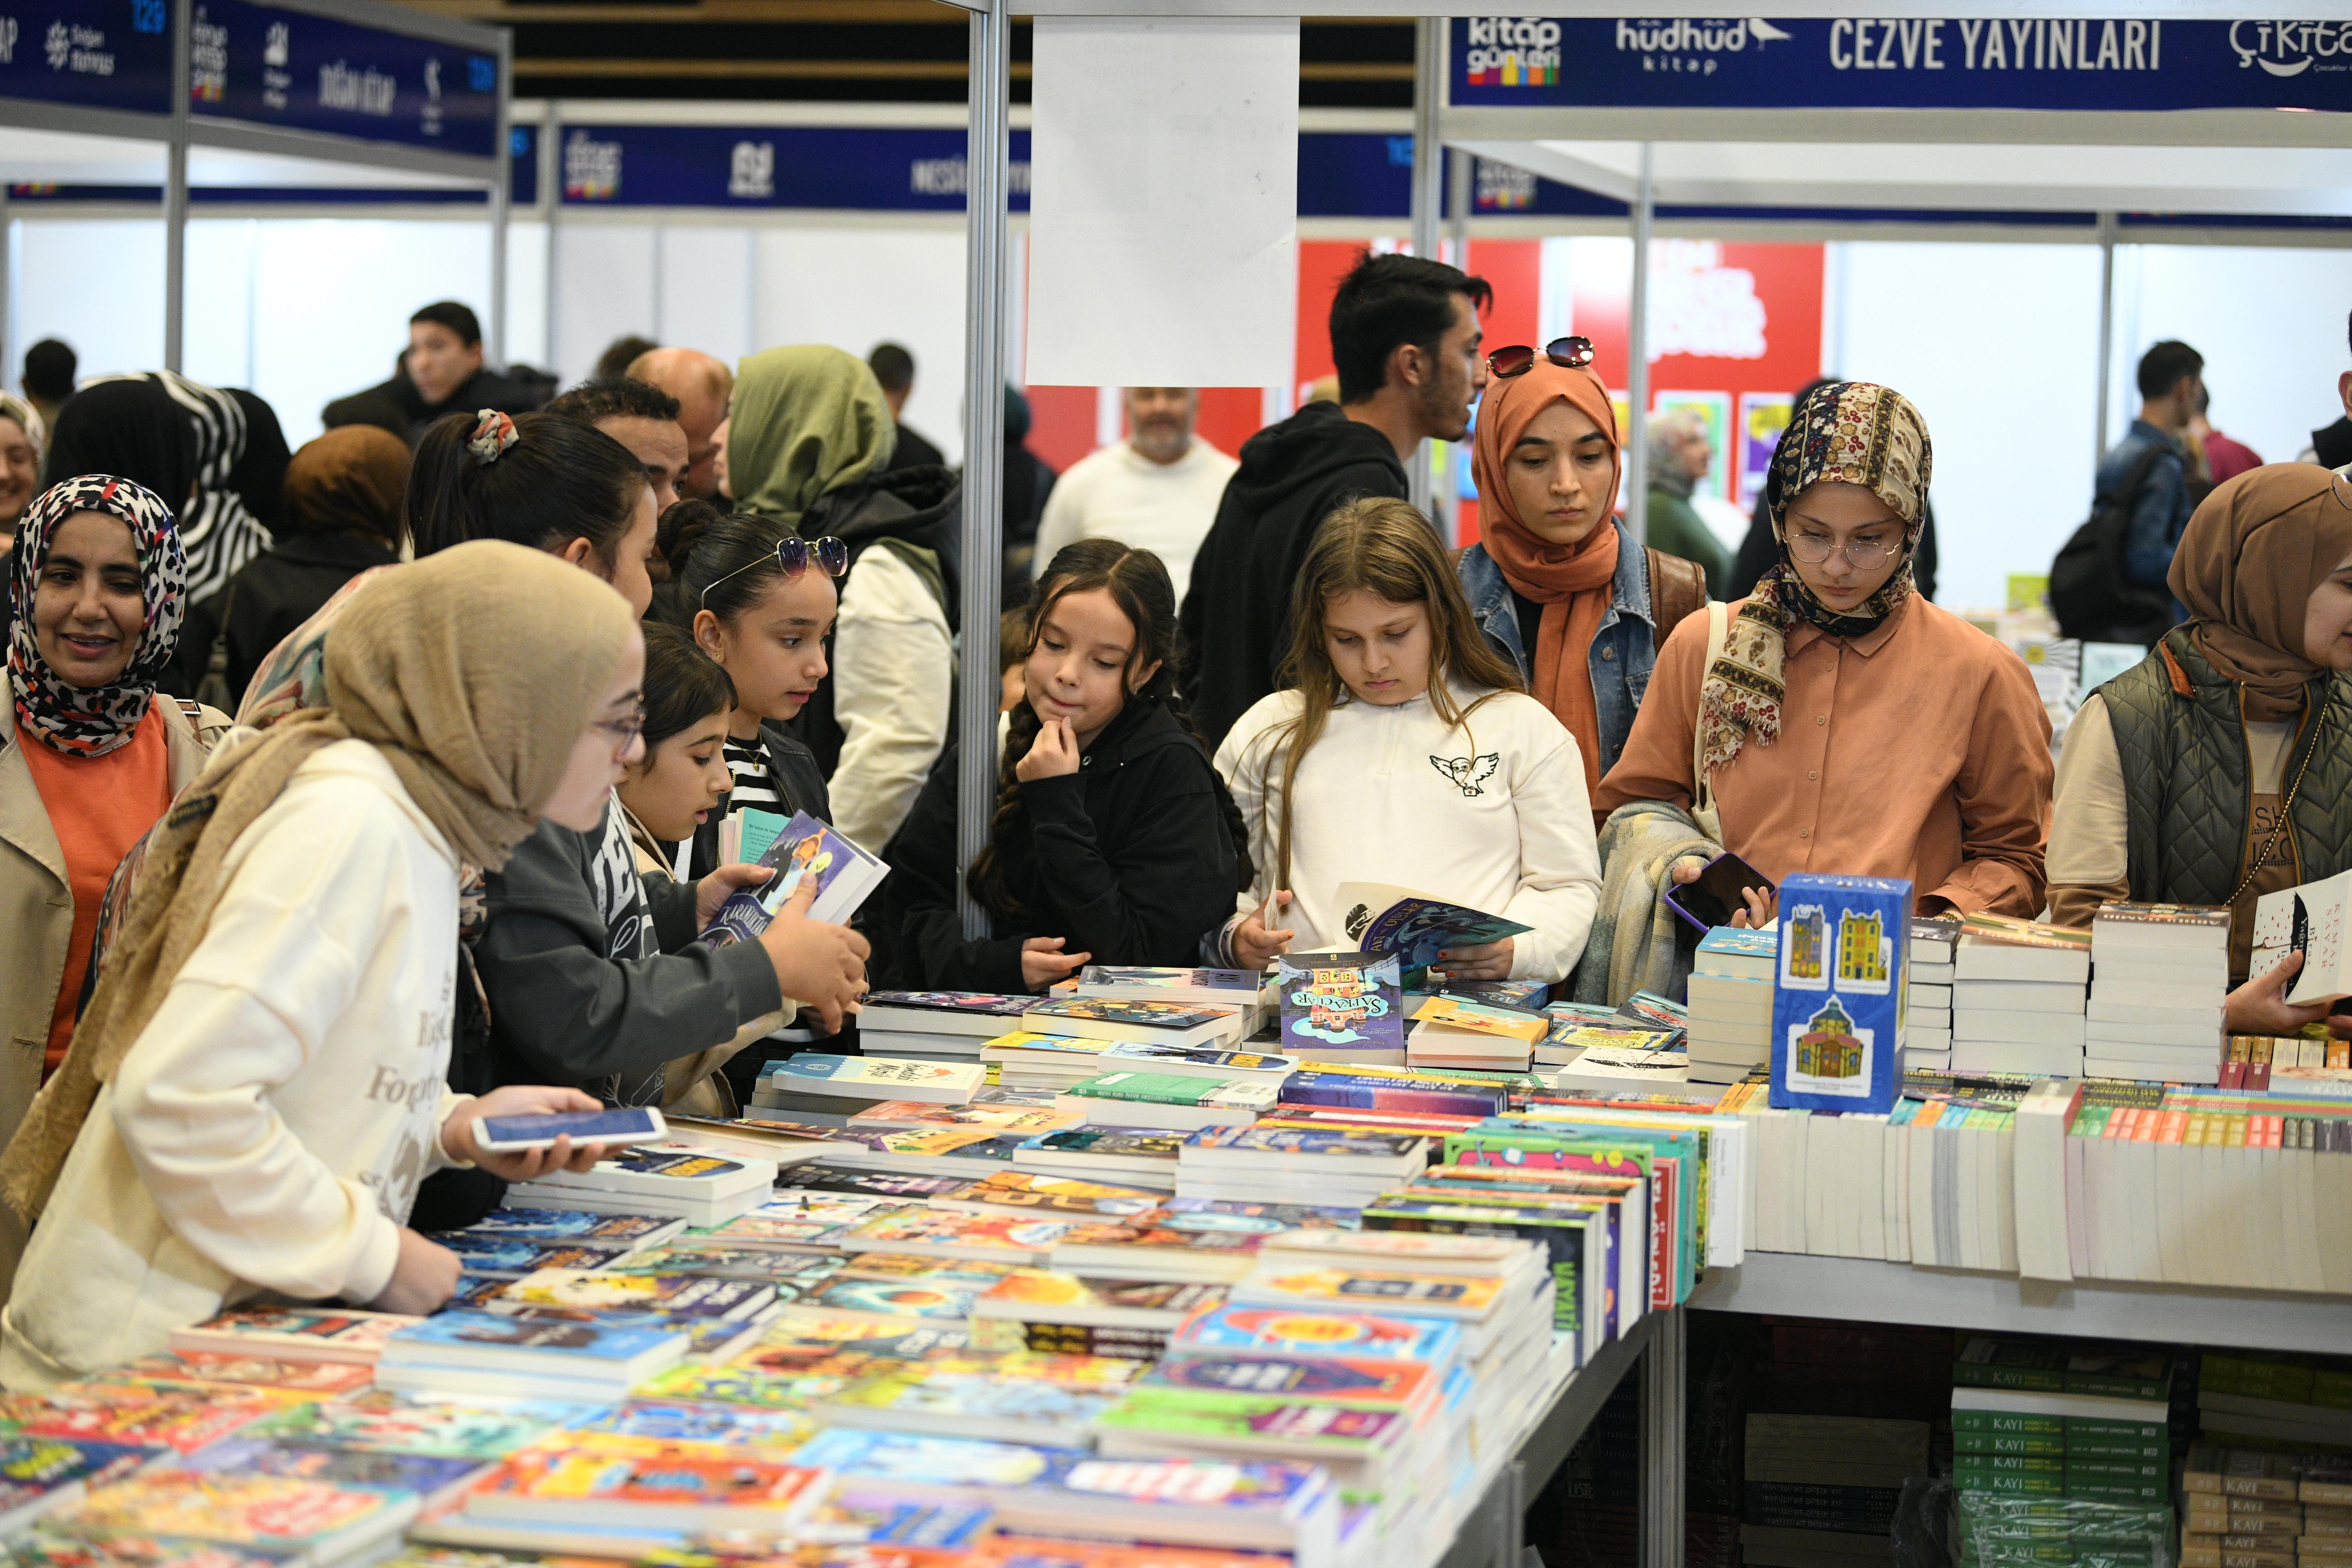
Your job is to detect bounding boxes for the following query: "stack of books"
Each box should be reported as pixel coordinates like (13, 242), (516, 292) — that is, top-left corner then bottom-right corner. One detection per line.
(2198, 1352), (2352, 1448)
(2182, 1441), (2352, 1568)
(967, 1267), (1231, 1359)
(1070, 967), (1274, 1036)
(1950, 1336), (2172, 1507)
(507, 1143), (778, 1227)
(1952, 915), (2092, 1078)
(1053, 1072), (1277, 1132)
(1405, 996), (1542, 1073)
(1685, 925), (1776, 1085)
(1175, 1125), (1431, 1208)
(2086, 902), (2229, 1084)
(1905, 915), (1959, 1070)
(1739, 1413), (1927, 1568)
(1023, 996), (1248, 1049)
(750, 1055), (985, 1123)
(856, 992), (1040, 1061)
(374, 1311), (690, 1401)
(1549, 1027), (1696, 1099)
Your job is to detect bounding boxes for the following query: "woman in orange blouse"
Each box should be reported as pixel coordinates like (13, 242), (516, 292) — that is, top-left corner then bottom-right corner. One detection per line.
(1594, 382), (2052, 921)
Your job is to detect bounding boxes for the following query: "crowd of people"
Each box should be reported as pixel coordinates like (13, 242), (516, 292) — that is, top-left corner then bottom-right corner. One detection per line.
(1, 253), (2351, 1386)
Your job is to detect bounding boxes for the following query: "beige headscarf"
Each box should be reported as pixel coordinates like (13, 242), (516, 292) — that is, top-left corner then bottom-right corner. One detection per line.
(0, 540), (639, 1223)
(2170, 464), (2352, 722)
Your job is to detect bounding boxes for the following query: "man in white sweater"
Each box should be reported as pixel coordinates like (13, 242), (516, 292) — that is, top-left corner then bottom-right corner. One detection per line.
(1031, 389), (1238, 602)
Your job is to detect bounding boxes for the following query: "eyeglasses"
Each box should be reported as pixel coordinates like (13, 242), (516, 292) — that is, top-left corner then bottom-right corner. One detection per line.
(1787, 533), (1901, 570)
(593, 702), (647, 756)
(1486, 337), (1596, 379)
(698, 535), (850, 606)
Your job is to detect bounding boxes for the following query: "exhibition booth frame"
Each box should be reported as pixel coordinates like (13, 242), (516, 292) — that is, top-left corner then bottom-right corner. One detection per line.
(936, 4), (2352, 1567)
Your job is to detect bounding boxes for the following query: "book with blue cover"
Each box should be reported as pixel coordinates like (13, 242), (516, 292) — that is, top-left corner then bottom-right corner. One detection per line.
(1770, 873), (1911, 1113)
(430, 1235), (640, 1279)
(699, 810), (885, 946)
(785, 1428), (1080, 1490)
(1693, 925), (1778, 980)
(378, 1311), (686, 1379)
(1170, 1303), (1461, 1367)
(171, 1438), (487, 1503)
(1275, 952), (1403, 1058)
(1335, 883), (1533, 979)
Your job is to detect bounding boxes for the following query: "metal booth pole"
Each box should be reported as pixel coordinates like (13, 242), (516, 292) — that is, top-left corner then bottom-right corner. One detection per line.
(1623, 141), (1654, 546)
(2094, 210), (2118, 468)
(488, 31), (513, 369)
(1407, 15), (1443, 522)
(956, 0), (1010, 936)
(164, 0), (192, 373)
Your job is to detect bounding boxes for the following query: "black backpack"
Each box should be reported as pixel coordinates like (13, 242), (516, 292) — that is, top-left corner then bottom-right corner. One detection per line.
(2049, 441), (2178, 648)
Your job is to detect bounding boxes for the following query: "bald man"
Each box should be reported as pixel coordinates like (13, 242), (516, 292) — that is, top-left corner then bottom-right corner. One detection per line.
(630, 347), (735, 500)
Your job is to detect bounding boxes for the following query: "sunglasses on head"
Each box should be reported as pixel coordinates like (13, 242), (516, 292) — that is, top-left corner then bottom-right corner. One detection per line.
(1486, 336), (1597, 379)
(699, 535), (849, 606)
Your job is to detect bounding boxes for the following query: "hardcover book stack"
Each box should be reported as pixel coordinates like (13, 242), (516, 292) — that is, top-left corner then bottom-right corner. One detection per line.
(1905, 915), (1959, 1070)
(1738, 1413), (1926, 1568)
(2086, 902), (2230, 1084)
(2182, 1440), (2352, 1568)
(1072, 968), (1275, 1037)
(2197, 1351), (2352, 1449)
(506, 1143), (779, 1227)
(1951, 915), (2092, 1079)
(1684, 925), (1776, 1086)
(1949, 1336), (2173, 1509)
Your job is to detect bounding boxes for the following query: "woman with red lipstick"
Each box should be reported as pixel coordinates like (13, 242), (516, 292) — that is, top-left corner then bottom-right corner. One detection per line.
(1595, 382), (2052, 921)
(0, 477), (228, 1153)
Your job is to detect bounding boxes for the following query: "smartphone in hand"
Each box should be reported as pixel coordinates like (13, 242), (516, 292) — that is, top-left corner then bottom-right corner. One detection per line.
(473, 1105), (665, 1153)
(1665, 851), (1775, 936)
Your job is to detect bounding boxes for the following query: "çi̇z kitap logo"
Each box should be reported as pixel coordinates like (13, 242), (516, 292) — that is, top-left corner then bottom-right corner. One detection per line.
(2230, 21), (2352, 77)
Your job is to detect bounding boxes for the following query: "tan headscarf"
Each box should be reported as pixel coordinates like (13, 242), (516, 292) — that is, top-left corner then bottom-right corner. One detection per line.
(1470, 358), (1624, 797)
(283, 425), (410, 545)
(0, 540), (639, 1223)
(2169, 464), (2352, 723)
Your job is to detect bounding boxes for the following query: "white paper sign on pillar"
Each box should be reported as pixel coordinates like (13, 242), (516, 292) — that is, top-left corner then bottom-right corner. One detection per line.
(1025, 16), (1299, 389)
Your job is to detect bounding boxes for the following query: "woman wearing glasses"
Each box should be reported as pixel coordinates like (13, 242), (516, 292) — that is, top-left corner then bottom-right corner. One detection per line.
(1595, 382), (2052, 921)
(1458, 337), (1708, 792)
(2047, 466), (2352, 1035)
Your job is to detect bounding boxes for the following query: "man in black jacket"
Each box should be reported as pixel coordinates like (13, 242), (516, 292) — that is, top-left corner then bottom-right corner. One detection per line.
(2307, 310), (2352, 470)
(1180, 252), (1491, 748)
(322, 301), (539, 443)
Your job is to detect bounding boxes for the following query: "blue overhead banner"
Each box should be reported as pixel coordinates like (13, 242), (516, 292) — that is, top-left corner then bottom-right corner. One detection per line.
(190, 0), (500, 158)
(0, 0), (172, 116)
(557, 124), (1035, 210)
(1451, 17), (2352, 112)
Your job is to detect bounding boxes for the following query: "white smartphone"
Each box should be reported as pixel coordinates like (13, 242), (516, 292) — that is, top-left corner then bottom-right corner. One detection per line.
(473, 1105), (666, 1153)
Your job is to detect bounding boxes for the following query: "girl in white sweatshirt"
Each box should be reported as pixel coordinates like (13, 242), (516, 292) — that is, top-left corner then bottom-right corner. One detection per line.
(1215, 497), (1602, 982)
(0, 542), (655, 1389)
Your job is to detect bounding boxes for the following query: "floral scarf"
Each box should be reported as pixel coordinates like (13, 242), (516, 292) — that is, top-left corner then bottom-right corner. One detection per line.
(9, 474), (186, 758)
(1695, 382), (1931, 775)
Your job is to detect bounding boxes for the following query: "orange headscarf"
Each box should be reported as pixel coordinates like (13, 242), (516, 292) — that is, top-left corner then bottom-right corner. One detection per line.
(1470, 358), (1623, 794)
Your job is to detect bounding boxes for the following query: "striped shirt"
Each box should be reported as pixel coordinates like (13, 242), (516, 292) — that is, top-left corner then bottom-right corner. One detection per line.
(723, 736), (785, 818)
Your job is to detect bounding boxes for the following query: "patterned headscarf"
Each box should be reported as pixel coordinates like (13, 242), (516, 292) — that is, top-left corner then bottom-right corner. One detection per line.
(8, 474), (186, 758)
(1695, 382), (1931, 775)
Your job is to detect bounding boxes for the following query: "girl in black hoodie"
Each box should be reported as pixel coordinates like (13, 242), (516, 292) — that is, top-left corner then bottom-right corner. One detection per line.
(879, 541), (1250, 991)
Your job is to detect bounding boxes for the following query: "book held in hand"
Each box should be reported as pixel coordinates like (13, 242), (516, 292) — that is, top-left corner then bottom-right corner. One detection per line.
(1770, 874), (1910, 1114)
(1334, 882), (1533, 979)
(699, 810), (885, 947)
(2253, 871), (2352, 1004)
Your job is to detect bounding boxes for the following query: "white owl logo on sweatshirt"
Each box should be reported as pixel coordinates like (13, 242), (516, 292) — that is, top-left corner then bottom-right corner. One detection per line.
(1429, 752), (1500, 796)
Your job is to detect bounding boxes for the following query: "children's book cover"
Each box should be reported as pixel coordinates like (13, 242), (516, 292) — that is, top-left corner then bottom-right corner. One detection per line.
(699, 811), (884, 945)
(170, 1438), (486, 1498)
(430, 1235), (639, 1278)
(1139, 1355), (1433, 1406)
(1770, 873), (1911, 1113)
(569, 1145), (751, 1185)
(0, 1438), (150, 1513)
(435, 1209), (679, 1245)
(1408, 996), (1546, 1043)
(488, 1436), (826, 1517)
(1172, 1305), (1460, 1365)
(935, 1172), (1165, 1219)
(784, 1429), (1072, 1489)
(865, 992), (1036, 1017)
(1, 1384), (290, 1455)
(383, 1311), (682, 1365)
(484, 1269), (773, 1320)
(119, 1356), (372, 1398)
(1275, 953), (1402, 1055)
(804, 1278), (990, 1322)
(238, 1391), (581, 1460)
(768, 1057), (984, 1101)
(1336, 884), (1533, 977)
(1023, 997), (1231, 1032)
(778, 1166), (970, 1201)
(568, 1401), (815, 1454)
(52, 1472), (400, 1549)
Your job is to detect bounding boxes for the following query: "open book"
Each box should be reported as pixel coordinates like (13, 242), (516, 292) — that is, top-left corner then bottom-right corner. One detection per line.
(2252, 869), (2352, 1005)
(1336, 881), (1532, 977)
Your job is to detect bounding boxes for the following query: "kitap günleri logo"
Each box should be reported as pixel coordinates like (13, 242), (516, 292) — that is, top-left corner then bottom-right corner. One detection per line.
(1464, 17), (1561, 86)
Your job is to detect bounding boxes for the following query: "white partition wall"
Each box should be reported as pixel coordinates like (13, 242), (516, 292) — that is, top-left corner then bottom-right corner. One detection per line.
(1831, 240), (2104, 612)
(11, 219), (169, 384)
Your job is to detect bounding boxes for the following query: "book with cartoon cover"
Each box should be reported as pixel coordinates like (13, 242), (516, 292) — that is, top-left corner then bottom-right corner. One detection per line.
(1170, 1304), (1461, 1365)
(1335, 883), (1533, 979)
(170, 1438), (486, 1504)
(378, 1311), (687, 1376)
(164, 1309), (416, 1365)
(429, 1235), (641, 1279)
(119, 1355), (372, 1397)
(237, 1390), (581, 1460)
(480, 1269), (776, 1321)
(0, 1383), (294, 1455)
(1139, 1354), (1436, 1407)
(429, 1208), (684, 1247)
(1020, 996), (1240, 1048)
(1771, 873), (1911, 1114)
(48, 1472), (409, 1551)
(930, 1171), (1165, 1220)
(698, 810), (885, 947)
(0, 1438), (151, 1534)
(471, 1434), (829, 1528)
(1275, 952), (1403, 1058)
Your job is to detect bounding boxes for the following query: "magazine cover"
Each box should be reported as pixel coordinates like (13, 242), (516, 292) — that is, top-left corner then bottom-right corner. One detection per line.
(1770, 873), (1911, 1113)
(699, 810), (885, 947)
(1275, 953), (1402, 1054)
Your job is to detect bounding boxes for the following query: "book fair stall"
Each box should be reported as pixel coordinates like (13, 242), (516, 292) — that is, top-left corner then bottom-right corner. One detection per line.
(7, 13), (2352, 1568)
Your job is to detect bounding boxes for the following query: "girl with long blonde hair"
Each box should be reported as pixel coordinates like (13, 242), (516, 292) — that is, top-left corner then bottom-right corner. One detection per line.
(1213, 497), (1601, 981)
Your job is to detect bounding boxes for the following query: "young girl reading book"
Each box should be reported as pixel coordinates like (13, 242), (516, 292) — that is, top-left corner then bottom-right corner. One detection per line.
(1216, 497), (1602, 981)
(616, 624), (789, 1113)
(0, 543), (640, 1388)
(878, 540), (1249, 991)
(662, 502), (840, 878)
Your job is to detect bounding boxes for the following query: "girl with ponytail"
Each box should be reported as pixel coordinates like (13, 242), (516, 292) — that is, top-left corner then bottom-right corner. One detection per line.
(876, 540), (1251, 991)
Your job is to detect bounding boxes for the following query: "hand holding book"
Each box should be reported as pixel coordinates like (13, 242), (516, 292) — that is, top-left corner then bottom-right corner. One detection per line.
(1234, 890), (1296, 970)
(695, 861), (776, 927)
(1023, 936), (1093, 991)
(758, 877), (871, 1033)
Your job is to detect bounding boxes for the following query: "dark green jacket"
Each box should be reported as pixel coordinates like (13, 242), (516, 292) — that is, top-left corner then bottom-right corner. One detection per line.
(2100, 628), (2352, 910)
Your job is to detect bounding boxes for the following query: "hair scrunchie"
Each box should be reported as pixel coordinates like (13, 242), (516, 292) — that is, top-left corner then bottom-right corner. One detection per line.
(467, 409), (519, 466)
